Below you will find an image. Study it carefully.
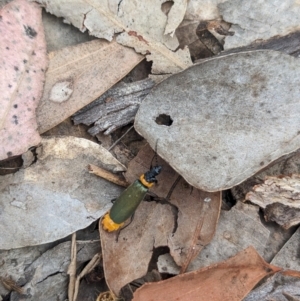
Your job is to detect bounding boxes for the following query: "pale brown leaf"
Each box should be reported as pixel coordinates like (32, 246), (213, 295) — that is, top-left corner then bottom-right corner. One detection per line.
(35, 0), (192, 74)
(37, 39), (143, 133)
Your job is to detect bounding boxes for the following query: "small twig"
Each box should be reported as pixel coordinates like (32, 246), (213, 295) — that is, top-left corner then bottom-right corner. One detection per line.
(88, 164), (129, 187)
(0, 166), (22, 170)
(67, 233), (77, 301)
(0, 276), (23, 295)
(73, 253), (102, 301)
(108, 125), (134, 151)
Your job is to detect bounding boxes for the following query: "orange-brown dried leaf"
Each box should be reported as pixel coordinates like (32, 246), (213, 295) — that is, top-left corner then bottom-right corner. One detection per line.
(133, 246), (281, 301)
(99, 201), (175, 296)
(126, 144), (221, 269)
(100, 144), (221, 295)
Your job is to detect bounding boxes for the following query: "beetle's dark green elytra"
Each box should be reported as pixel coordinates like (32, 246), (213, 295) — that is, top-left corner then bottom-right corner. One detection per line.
(102, 165), (162, 232)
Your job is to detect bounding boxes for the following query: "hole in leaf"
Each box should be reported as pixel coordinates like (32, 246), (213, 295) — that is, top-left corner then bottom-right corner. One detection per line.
(155, 114), (173, 126)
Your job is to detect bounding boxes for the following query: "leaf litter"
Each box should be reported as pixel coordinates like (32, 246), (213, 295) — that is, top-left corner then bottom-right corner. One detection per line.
(99, 144), (221, 296)
(135, 50), (300, 192)
(246, 174), (300, 229)
(0, 136), (125, 249)
(35, 0), (193, 74)
(132, 246), (282, 301)
(0, 0), (47, 160)
(2, 1), (300, 300)
(37, 39), (143, 133)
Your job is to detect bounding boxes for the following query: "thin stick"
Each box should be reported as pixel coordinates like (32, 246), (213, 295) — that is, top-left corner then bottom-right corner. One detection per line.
(108, 125), (134, 151)
(0, 166), (21, 170)
(67, 233), (77, 301)
(73, 253), (102, 301)
(88, 164), (129, 187)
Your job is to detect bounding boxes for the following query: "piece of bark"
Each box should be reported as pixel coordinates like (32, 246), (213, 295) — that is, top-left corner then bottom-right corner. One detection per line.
(246, 174), (300, 209)
(72, 78), (155, 135)
(246, 174), (300, 228)
(264, 203), (300, 229)
(67, 233), (77, 301)
(89, 104), (139, 135)
(231, 150), (300, 203)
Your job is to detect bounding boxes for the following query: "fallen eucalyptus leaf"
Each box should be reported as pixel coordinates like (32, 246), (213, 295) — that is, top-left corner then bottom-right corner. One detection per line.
(0, 244), (51, 296)
(135, 50), (300, 191)
(176, 21), (215, 61)
(10, 240), (100, 301)
(125, 144), (221, 270)
(0, 136), (124, 249)
(37, 39), (143, 133)
(185, 0), (226, 21)
(100, 201), (174, 296)
(219, 0), (300, 49)
(42, 10), (95, 52)
(160, 202), (270, 273)
(0, 0), (47, 160)
(100, 144), (221, 295)
(271, 226), (300, 271)
(133, 246), (281, 301)
(243, 273), (300, 301)
(35, 0), (192, 74)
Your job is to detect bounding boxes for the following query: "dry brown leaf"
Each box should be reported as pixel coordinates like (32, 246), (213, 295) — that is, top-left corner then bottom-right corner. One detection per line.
(176, 21), (213, 61)
(133, 246), (281, 301)
(37, 39), (143, 133)
(100, 144), (221, 295)
(99, 201), (175, 296)
(125, 144), (221, 269)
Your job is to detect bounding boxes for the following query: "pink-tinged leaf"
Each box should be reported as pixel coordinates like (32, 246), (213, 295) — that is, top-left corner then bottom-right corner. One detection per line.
(0, 0), (47, 160)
